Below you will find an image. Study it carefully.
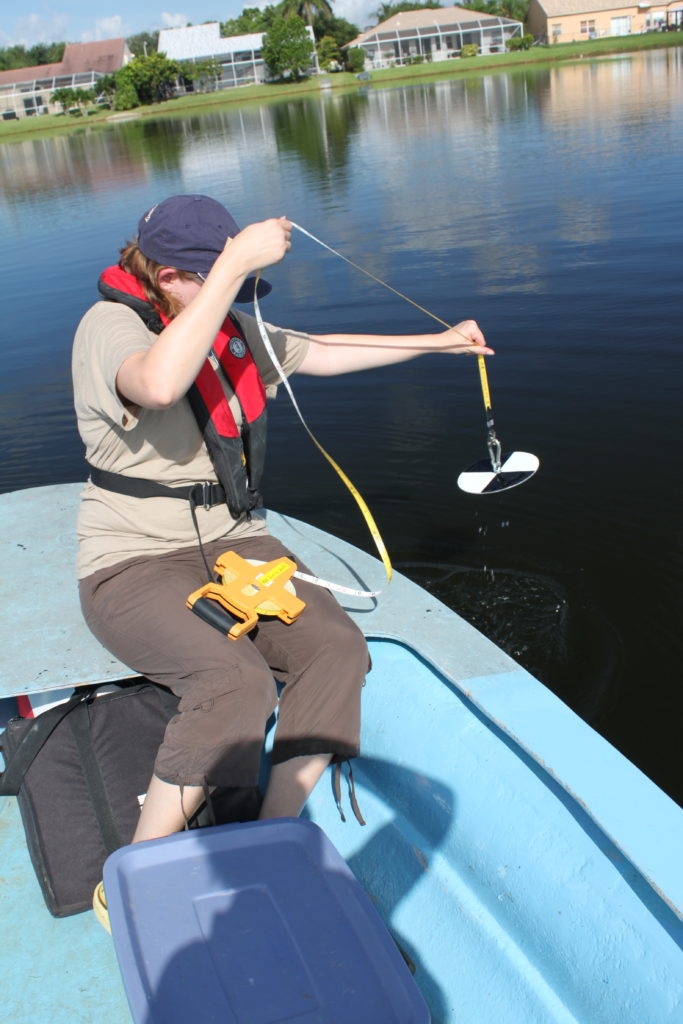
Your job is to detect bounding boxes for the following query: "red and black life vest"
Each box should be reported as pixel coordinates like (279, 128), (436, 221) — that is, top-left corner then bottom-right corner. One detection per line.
(95, 265), (268, 519)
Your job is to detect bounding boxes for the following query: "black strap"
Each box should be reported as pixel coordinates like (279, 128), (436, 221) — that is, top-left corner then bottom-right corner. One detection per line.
(333, 760), (366, 827)
(0, 688), (95, 796)
(88, 464), (226, 507)
(68, 700), (122, 854)
(188, 495), (215, 581)
(88, 465), (225, 580)
(0, 681), (180, 798)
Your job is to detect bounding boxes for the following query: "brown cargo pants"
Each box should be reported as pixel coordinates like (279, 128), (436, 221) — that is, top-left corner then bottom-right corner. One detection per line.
(79, 534), (369, 789)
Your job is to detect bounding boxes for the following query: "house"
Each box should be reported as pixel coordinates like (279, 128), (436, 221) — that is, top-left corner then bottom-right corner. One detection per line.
(346, 6), (524, 69)
(527, 0), (683, 43)
(158, 21), (318, 91)
(0, 39), (132, 120)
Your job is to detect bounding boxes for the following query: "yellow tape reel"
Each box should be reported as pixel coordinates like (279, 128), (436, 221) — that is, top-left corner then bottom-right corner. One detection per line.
(186, 552), (306, 640)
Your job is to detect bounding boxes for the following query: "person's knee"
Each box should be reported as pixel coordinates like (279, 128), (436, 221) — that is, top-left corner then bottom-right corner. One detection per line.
(156, 667), (278, 787)
(318, 614), (369, 672)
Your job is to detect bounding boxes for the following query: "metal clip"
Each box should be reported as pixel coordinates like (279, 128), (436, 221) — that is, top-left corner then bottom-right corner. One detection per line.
(487, 434), (502, 473)
(202, 482), (213, 510)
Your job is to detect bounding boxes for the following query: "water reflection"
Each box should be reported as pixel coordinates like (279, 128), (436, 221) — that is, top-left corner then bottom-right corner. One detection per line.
(539, 47), (683, 127)
(2, 52), (680, 212)
(0, 130), (148, 203)
(272, 92), (363, 180)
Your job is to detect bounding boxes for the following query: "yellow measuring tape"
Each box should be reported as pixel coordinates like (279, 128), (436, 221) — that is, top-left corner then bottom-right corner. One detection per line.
(253, 272), (390, 599)
(252, 222), (492, 599)
(477, 351), (493, 413)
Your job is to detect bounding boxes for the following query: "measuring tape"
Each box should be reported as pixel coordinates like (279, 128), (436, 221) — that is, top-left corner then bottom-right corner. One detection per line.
(252, 265), (391, 599)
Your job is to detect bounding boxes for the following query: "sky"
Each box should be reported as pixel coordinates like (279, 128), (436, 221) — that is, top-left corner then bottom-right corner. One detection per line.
(0, 0), (380, 49)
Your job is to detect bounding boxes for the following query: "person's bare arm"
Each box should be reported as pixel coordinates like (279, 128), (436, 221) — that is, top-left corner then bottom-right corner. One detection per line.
(297, 320), (493, 376)
(116, 218), (292, 408)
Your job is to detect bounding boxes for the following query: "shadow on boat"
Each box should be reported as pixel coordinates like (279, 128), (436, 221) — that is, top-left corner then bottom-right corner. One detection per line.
(337, 758), (455, 1021)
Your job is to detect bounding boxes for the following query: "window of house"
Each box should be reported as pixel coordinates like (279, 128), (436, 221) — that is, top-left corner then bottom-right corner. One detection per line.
(23, 95), (43, 115)
(580, 20), (596, 34)
(552, 23), (562, 38)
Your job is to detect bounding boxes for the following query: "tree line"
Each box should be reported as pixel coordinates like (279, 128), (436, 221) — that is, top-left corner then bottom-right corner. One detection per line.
(0, 41), (65, 71)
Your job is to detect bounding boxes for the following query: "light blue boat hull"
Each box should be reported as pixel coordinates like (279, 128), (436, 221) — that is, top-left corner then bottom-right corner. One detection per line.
(306, 640), (683, 1023)
(1, 485), (681, 1023)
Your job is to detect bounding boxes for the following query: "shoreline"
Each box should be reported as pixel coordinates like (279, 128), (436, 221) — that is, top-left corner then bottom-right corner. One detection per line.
(1, 32), (681, 145)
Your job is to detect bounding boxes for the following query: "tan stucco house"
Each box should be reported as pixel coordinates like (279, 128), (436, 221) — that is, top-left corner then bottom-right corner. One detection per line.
(527, 0), (683, 43)
(346, 6), (524, 69)
(0, 39), (132, 119)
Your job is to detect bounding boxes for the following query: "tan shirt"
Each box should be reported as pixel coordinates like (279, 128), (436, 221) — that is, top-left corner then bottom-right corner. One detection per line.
(72, 301), (310, 578)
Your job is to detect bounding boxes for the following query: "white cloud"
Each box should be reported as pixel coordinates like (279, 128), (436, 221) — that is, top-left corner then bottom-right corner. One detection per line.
(2, 12), (69, 46)
(161, 12), (190, 29)
(336, 0), (378, 31)
(81, 15), (125, 41)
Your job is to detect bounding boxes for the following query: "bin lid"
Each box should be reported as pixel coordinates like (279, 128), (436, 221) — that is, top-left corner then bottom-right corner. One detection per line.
(104, 818), (430, 1024)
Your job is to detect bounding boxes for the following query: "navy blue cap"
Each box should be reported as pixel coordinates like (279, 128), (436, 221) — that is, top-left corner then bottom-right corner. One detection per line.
(136, 194), (271, 304)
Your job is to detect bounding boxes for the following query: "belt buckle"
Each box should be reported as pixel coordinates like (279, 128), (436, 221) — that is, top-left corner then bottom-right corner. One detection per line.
(202, 481), (212, 511)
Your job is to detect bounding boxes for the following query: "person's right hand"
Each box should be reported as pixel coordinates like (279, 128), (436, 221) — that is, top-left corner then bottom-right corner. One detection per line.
(228, 216), (292, 275)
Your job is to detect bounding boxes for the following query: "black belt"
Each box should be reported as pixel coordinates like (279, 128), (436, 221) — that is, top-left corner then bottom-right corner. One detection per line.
(87, 465), (226, 510)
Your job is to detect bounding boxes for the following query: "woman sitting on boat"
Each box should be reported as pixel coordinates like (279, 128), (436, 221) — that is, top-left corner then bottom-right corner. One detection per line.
(72, 193), (491, 848)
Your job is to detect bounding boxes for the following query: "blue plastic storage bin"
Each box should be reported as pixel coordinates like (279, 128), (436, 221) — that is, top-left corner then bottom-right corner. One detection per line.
(103, 818), (430, 1023)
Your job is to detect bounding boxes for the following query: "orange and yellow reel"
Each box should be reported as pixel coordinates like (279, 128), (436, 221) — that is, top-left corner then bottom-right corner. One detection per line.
(186, 551), (306, 640)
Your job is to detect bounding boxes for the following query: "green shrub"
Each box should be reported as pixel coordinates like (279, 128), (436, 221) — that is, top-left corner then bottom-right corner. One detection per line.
(113, 79), (139, 111)
(317, 35), (342, 71)
(346, 47), (365, 72)
(507, 34), (535, 51)
(460, 44), (478, 57)
(116, 53), (179, 104)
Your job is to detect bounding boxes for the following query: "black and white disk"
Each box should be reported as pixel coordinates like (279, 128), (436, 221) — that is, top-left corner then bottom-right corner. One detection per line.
(458, 451), (540, 494)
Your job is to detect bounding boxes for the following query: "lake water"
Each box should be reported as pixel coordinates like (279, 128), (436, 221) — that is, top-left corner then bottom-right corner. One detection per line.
(1, 49), (681, 804)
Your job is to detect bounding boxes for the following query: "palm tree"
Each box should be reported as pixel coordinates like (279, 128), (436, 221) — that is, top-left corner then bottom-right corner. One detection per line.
(279, 0), (334, 27)
(374, 1), (442, 23)
(461, 0), (530, 19)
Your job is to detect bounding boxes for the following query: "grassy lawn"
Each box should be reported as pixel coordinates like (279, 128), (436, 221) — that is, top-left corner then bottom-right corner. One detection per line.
(1, 30), (681, 145)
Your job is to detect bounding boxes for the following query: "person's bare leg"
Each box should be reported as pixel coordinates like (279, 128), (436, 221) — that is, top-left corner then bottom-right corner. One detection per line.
(132, 774), (205, 843)
(258, 753), (332, 820)
(132, 753), (333, 840)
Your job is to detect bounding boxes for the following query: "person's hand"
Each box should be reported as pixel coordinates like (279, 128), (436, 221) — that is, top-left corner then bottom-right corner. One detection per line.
(228, 217), (292, 275)
(442, 319), (494, 355)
